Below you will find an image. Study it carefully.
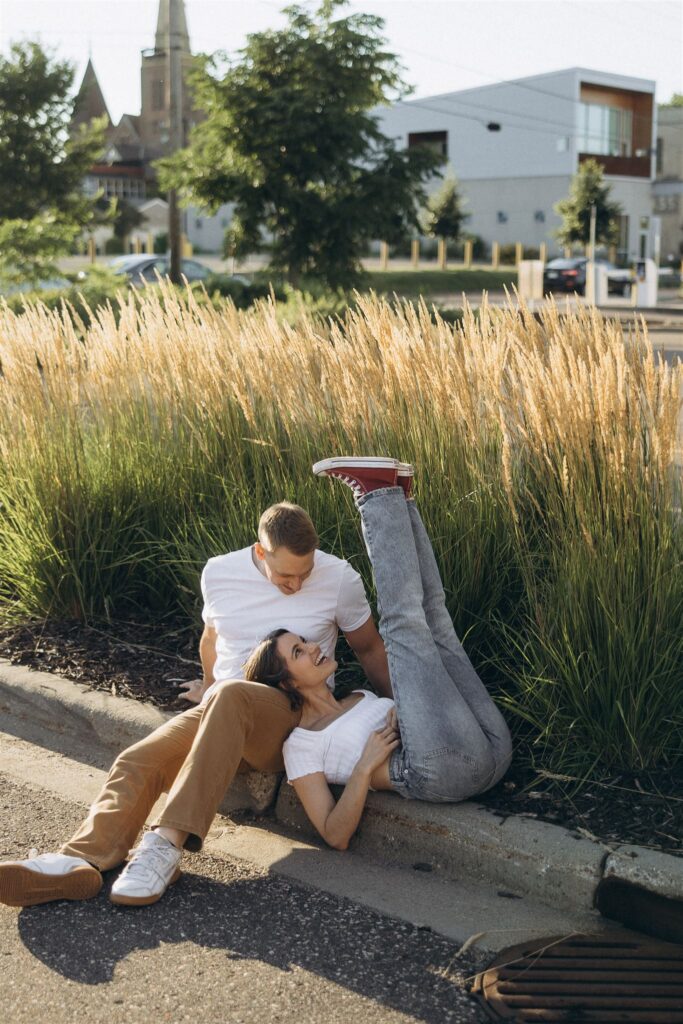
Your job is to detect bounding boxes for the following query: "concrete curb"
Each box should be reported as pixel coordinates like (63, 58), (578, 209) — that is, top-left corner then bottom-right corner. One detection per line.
(1, 660), (681, 921)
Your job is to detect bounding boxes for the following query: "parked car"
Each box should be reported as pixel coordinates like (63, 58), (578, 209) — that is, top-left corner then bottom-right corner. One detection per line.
(543, 257), (630, 297)
(108, 254), (213, 286)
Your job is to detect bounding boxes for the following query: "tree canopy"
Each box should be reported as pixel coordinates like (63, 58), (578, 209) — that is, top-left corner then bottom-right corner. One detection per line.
(554, 158), (622, 249)
(158, 0), (441, 288)
(421, 174), (468, 242)
(0, 42), (106, 284)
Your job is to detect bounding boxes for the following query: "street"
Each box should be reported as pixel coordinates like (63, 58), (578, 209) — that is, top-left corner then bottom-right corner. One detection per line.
(0, 767), (488, 1024)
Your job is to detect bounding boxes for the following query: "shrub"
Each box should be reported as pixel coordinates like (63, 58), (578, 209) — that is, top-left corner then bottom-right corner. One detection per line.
(104, 237), (125, 255)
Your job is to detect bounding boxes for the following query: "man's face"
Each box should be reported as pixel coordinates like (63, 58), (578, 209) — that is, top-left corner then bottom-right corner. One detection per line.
(254, 543), (315, 595)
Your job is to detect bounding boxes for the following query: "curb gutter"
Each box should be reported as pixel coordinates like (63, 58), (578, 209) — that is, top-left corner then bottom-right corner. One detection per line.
(1, 660), (681, 932)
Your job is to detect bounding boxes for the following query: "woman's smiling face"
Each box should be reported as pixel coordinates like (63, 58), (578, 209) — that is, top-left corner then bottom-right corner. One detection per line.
(275, 632), (337, 689)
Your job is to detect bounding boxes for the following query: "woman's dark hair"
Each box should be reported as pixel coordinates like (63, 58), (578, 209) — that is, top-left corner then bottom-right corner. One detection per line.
(243, 628), (303, 710)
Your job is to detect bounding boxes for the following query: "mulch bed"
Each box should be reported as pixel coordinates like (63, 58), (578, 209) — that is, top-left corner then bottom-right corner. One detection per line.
(0, 618), (680, 856)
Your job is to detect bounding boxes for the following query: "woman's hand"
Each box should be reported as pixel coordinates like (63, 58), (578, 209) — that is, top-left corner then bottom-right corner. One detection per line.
(357, 722), (400, 775)
(386, 706), (399, 733)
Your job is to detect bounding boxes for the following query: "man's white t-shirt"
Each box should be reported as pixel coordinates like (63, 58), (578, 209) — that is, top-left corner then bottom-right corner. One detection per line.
(200, 546), (371, 704)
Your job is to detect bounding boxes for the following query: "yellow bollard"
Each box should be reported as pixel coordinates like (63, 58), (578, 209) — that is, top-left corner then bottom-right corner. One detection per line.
(491, 241), (499, 269)
(564, 246), (572, 259)
(609, 245), (617, 264)
(411, 238), (419, 269)
(539, 242), (547, 265)
(182, 235), (193, 257)
(380, 241), (388, 271)
(515, 242), (523, 267)
(147, 232), (154, 255)
(438, 237), (447, 270)
(134, 235), (141, 254)
(88, 237), (97, 264)
(463, 239), (473, 268)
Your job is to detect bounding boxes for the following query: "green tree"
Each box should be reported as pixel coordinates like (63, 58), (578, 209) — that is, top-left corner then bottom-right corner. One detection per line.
(663, 93), (683, 107)
(158, 0), (441, 289)
(554, 159), (622, 249)
(0, 42), (106, 284)
(421, 174), (468, 243)
(111, 198), (146, 242)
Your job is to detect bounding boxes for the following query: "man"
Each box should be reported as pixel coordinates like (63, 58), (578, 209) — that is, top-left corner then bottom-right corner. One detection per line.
(0, 502), (389, 909)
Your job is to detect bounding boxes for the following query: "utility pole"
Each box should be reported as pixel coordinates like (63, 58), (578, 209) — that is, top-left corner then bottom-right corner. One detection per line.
(167, 0), (184, 284)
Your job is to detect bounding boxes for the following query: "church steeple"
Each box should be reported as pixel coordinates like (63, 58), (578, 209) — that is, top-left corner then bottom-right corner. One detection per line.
(71, 58), (111, 132)
(155, 0), (191, 53)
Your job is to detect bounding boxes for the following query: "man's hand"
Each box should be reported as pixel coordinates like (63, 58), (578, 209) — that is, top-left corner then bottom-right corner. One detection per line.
(177, 679), (205, 704)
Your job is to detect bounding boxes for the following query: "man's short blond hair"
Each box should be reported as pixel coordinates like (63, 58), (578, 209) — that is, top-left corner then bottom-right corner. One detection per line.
(258, 502), (318, 555)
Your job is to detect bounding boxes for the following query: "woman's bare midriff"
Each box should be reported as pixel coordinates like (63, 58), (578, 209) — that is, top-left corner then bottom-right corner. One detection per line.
(370, 757), (394, 791)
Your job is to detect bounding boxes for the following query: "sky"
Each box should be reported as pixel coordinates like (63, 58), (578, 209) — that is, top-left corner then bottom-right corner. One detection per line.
(1, 0), (681, 125)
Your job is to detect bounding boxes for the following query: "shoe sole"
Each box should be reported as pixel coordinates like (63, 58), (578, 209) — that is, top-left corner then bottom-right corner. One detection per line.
(109, 867), (182, 907)
(313, 457), (398, 476)
(0, 864), (102, 907)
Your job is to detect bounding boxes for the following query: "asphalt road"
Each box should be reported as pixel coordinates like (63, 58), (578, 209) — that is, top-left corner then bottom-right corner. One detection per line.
(0, 772), (489, 1024)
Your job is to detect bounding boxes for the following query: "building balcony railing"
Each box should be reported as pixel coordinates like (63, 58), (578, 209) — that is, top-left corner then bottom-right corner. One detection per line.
(578, 153), (651, 178)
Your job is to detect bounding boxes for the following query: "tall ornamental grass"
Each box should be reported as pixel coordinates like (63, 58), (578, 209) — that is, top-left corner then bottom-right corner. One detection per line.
(0, 286), (680, 776)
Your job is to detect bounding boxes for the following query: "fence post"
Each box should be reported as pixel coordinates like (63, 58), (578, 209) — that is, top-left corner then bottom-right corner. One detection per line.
(464, 239), (473, 268)
(147, 232), (155, 254)
(438, 237), (447, 270)
(411, 239), (419, 269)
(515, 242), (523, 267)
(539, 242), (547, 265)
(491, 241), (499, 269)
(380, 241), (388, 270)
(564, 246), (572, 259)
(88, 237), (97, 263)
(609, 245), (617, 264)
(134, 235), (141, 254)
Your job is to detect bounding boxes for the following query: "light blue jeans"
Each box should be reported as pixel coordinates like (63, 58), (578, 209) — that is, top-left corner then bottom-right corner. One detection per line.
(358, 487), (512, 802)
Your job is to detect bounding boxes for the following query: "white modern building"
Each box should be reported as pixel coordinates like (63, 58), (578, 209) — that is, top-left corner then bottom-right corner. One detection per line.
(376, 68), (657, 259)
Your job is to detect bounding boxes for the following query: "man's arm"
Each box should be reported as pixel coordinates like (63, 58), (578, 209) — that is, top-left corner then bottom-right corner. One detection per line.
(179, 624), (217, 703)
(344, 617), (392, 699)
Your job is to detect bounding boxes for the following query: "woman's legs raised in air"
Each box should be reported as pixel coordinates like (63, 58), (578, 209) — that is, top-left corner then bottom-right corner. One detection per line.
(313, 457), (511, 802)
(405, 498), (512, 789)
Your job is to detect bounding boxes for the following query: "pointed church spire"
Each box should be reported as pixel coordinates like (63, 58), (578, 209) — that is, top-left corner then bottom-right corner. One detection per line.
(155, 0), (191, 53)
(71, 57), (111, 131)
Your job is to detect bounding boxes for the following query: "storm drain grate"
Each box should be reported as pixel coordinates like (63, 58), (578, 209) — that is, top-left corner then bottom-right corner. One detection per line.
(473, 932), (683, 1022)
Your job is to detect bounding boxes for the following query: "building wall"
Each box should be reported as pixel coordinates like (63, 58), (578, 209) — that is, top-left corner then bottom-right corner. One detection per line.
(186, 204), (234, 253)
(653, 106), (683, 259)
(377, 68), (579, 184)
(456, 176), (570, 252)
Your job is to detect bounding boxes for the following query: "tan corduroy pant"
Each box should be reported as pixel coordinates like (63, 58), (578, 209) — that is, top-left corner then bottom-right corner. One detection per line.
(60, 680), (300, 870)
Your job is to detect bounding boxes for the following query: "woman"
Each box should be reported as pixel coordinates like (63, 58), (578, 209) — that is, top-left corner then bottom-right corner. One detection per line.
(244, 456), (512, 850)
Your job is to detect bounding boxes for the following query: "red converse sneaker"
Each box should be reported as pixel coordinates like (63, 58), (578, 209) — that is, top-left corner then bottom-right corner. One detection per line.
(312, 457), (398, 498)
(397, 462), (414, 499)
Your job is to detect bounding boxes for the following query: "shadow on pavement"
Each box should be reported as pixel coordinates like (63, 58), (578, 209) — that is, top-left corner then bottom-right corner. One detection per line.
(16, 863), (485, 1022)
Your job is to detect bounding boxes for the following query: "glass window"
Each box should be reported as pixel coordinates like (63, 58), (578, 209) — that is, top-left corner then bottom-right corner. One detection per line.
(407, 131), (448, 159)
(578, 103), (632, 157)
(152, 79), (165, 111)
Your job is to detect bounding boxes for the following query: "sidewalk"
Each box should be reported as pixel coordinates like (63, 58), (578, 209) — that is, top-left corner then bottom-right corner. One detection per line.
(1, 660), (681, 948)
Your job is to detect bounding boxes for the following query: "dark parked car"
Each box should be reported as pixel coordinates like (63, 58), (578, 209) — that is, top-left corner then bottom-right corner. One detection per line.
(108, 254), (213, 286)
(543, 257), (630, 297)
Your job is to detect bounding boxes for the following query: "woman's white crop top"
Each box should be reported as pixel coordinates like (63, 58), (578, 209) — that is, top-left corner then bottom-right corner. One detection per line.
(283, 690), (395, 785)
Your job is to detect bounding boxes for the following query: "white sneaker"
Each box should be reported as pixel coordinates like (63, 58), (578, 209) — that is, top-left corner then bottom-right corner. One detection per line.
(109, 831), (182, 906)
(0, 850), (102, 907)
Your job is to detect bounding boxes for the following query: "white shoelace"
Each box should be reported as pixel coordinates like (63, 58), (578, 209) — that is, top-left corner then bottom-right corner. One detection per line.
(121, 840), (179, 887)
(330, 473), (364, 499)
